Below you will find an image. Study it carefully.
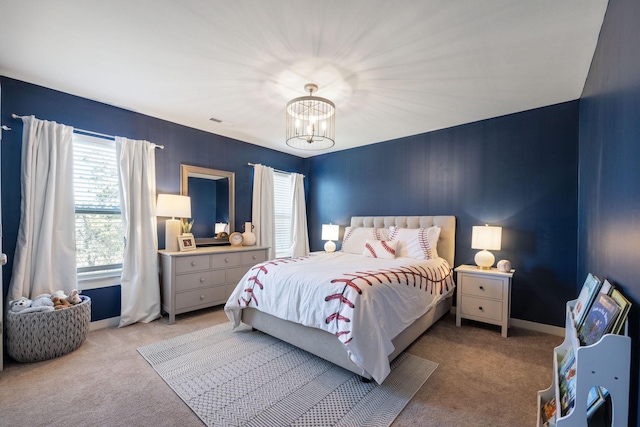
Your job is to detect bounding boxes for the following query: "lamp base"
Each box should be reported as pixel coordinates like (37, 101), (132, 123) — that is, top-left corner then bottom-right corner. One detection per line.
(324, 240), (336, 253)
(165, 219), (181, 252)
(474, 249), (495, 270)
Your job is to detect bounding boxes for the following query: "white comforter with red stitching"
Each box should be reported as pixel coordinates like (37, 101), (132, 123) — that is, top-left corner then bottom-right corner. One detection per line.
(224, 252), (454, 383)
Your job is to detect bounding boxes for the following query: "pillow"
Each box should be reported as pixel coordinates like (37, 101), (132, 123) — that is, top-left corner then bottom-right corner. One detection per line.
(341, 227), (389, 254)
(388, 226), (441, 260)
(362, 239), (398, 259)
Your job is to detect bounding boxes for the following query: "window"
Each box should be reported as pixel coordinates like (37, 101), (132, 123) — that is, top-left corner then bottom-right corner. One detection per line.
(273, 171), (293, 258)
(73, 132), (123, 278)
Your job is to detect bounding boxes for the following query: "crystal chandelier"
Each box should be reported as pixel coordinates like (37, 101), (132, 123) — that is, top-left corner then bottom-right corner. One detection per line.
(285, 83), (335, 150)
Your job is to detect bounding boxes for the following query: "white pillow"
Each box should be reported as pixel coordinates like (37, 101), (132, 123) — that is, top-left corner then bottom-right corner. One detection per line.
(388, 226), (441, 260)
(341, 227), (389, 254)
(362, 239), (398, 259)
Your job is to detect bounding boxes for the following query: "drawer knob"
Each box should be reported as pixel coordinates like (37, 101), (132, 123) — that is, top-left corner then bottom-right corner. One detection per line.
(478, 306), (484, 311)
(225, 258), (229, 263)
(252, 255), (257, 260)
(479, 286), (484, 290)
(200, 294), (205, 300)
(191, 261), (197, 267)
(200, 277), (205, 283)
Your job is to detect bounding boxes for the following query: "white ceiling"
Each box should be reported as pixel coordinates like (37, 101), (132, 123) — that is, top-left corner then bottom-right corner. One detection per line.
(0, 0), (608, 158)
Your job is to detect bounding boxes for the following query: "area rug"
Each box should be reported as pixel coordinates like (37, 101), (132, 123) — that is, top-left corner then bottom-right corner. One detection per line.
(138, 323), (437, 427)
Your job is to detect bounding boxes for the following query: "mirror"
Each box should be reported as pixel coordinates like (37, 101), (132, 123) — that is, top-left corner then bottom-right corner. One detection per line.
(180, 164), (235, 245)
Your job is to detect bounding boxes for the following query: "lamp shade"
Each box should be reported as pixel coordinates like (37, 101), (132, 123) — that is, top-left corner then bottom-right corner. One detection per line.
(156, 194), (191, 219)
(471, 225), (502, 250)
(321, 224), (339, 241)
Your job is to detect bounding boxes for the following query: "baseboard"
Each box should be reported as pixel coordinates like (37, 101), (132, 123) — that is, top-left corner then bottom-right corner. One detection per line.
(89, 316), (120, 331)
(450, 307), (565, 337)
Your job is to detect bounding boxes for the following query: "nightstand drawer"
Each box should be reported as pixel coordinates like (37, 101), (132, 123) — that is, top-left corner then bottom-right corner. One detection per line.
(175, 286), (227, 310)
(211, 252), (242, 269)
(460, 296), (503, 322)
(460, 276), (504, 300)
(175, 270), (226, 292)
(175, 255), (210, 273)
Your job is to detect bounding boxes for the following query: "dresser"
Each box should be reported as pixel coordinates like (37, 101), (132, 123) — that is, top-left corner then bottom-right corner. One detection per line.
(159, 246), (269, 324)
(454, 264), (514, 337)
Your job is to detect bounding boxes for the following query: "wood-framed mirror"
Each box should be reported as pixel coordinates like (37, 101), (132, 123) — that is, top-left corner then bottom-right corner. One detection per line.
(180, 164), (235, 245)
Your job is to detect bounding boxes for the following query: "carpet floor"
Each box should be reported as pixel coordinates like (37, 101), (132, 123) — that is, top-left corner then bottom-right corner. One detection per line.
(138, 323), (438, 427)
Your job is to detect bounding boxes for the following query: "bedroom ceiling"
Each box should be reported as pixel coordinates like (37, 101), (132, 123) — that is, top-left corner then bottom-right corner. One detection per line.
(0, 0), (608, 158)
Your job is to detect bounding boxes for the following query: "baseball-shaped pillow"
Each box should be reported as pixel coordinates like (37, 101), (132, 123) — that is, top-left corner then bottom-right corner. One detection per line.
(362, 239), (398, 259)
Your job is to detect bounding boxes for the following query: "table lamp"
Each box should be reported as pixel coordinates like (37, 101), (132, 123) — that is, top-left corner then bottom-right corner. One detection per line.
(157, 194), (191, 251)
(471, 224), (502, 269)
(322, 223), (339, 253)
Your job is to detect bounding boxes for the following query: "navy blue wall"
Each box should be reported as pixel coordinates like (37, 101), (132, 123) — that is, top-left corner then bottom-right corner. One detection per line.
(0, 76), (304, 320)
(579, 0), (640, 422)
(306, 101), (580, 327)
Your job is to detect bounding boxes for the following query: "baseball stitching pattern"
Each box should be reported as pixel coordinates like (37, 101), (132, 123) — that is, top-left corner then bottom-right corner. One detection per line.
(418, 228), (433, 259)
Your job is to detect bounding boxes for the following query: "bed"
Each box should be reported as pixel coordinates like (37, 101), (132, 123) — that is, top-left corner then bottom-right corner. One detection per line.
(224, 215), (456, 383)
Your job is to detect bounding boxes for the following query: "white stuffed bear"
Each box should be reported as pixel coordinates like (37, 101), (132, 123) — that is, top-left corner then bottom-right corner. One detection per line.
(9, 297), (54, 314)
(31, 294), (54, 308)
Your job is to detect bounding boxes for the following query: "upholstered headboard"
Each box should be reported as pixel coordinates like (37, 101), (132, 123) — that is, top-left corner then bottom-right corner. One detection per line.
(350, 216), (456, 267)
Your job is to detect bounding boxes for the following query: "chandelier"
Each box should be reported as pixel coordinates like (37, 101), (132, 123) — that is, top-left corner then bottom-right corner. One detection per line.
(285, 83), (335, 150)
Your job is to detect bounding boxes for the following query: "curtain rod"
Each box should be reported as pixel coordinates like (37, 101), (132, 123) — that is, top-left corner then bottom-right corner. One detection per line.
(247, 162), (305, 177)
(11, 113), (164, 149)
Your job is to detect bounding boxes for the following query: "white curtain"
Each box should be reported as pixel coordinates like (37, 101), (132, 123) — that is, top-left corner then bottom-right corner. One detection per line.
(8, 116), (77, 301)
(116, 137), (160, 327)
(290, 173), (309, 257)
(251, 164), (276, 260)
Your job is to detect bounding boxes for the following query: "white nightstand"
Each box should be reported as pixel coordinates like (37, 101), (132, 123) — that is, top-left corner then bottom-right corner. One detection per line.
(454, 264), (514, 337)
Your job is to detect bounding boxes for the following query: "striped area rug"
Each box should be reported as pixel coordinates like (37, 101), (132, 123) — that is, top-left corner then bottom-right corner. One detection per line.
(138, 323), (437, 427)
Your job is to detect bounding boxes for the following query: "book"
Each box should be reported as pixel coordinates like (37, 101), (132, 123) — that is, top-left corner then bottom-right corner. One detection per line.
(599, 278), (613, 295)
(609, 288), (631, 335)
(586, 386), (608, 418)
(558, 350), (577, 416)
(573, 273), (601, 329)
(578, 292), (621, 345)
(540, 397), (557, 426)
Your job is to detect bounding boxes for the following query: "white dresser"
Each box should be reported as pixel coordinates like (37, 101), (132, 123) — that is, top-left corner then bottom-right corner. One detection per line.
(159, 246), (269, 324)
(454, 264), (514, 337)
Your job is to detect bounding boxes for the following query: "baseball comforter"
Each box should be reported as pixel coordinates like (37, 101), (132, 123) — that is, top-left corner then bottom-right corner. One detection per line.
(224, 251), (454, 383)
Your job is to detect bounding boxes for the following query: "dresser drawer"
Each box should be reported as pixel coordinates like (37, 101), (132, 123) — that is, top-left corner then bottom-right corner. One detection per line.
(242, 250), (266, 266)
(175, 270), (226, 292)
(460, 275), (504, 300)
(227, 266), (251, 284)
(175, 286), (227, 310)
(211, 252), (242, 269)
(175, 255), (210, 273)
(460, 295), (503, 322)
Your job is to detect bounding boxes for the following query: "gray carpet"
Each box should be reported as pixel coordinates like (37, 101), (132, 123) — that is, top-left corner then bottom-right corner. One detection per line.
(138, 323), (438, 427)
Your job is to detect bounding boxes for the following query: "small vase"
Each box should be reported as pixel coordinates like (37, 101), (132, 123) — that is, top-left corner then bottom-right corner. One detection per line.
(242, 222), (256, 246)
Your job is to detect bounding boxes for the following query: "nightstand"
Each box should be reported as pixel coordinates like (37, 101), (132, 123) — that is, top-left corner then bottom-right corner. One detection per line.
(454, 264), (514, 337)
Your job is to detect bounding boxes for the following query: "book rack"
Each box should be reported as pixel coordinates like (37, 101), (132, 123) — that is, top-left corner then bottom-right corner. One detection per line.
(537, 299), (630, 427)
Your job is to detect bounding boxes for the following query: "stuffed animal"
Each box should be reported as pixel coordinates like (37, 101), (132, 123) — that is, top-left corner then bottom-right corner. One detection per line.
(51, 290), (68, 300)
(52, 296), (71, 310)
(67, 289), (82, 305)
(9, 297), (54, 313)
(31, 294), (54, 308)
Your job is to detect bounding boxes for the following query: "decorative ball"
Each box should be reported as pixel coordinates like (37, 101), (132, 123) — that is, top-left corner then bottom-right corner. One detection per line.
(497, 259), (512, 272)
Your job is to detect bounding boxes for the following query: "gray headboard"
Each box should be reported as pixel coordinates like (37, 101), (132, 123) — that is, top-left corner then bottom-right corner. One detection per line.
(350, 216), (456, 267)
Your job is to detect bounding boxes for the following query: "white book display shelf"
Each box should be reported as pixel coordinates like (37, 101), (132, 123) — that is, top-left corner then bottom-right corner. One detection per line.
(537, 299), (630, 427)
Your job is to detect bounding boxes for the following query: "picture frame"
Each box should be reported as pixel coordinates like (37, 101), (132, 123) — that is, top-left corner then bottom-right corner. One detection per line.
(178, 234), (196, 251)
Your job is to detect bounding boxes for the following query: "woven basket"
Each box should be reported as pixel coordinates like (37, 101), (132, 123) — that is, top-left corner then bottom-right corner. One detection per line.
(6, 296), (91, 363)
